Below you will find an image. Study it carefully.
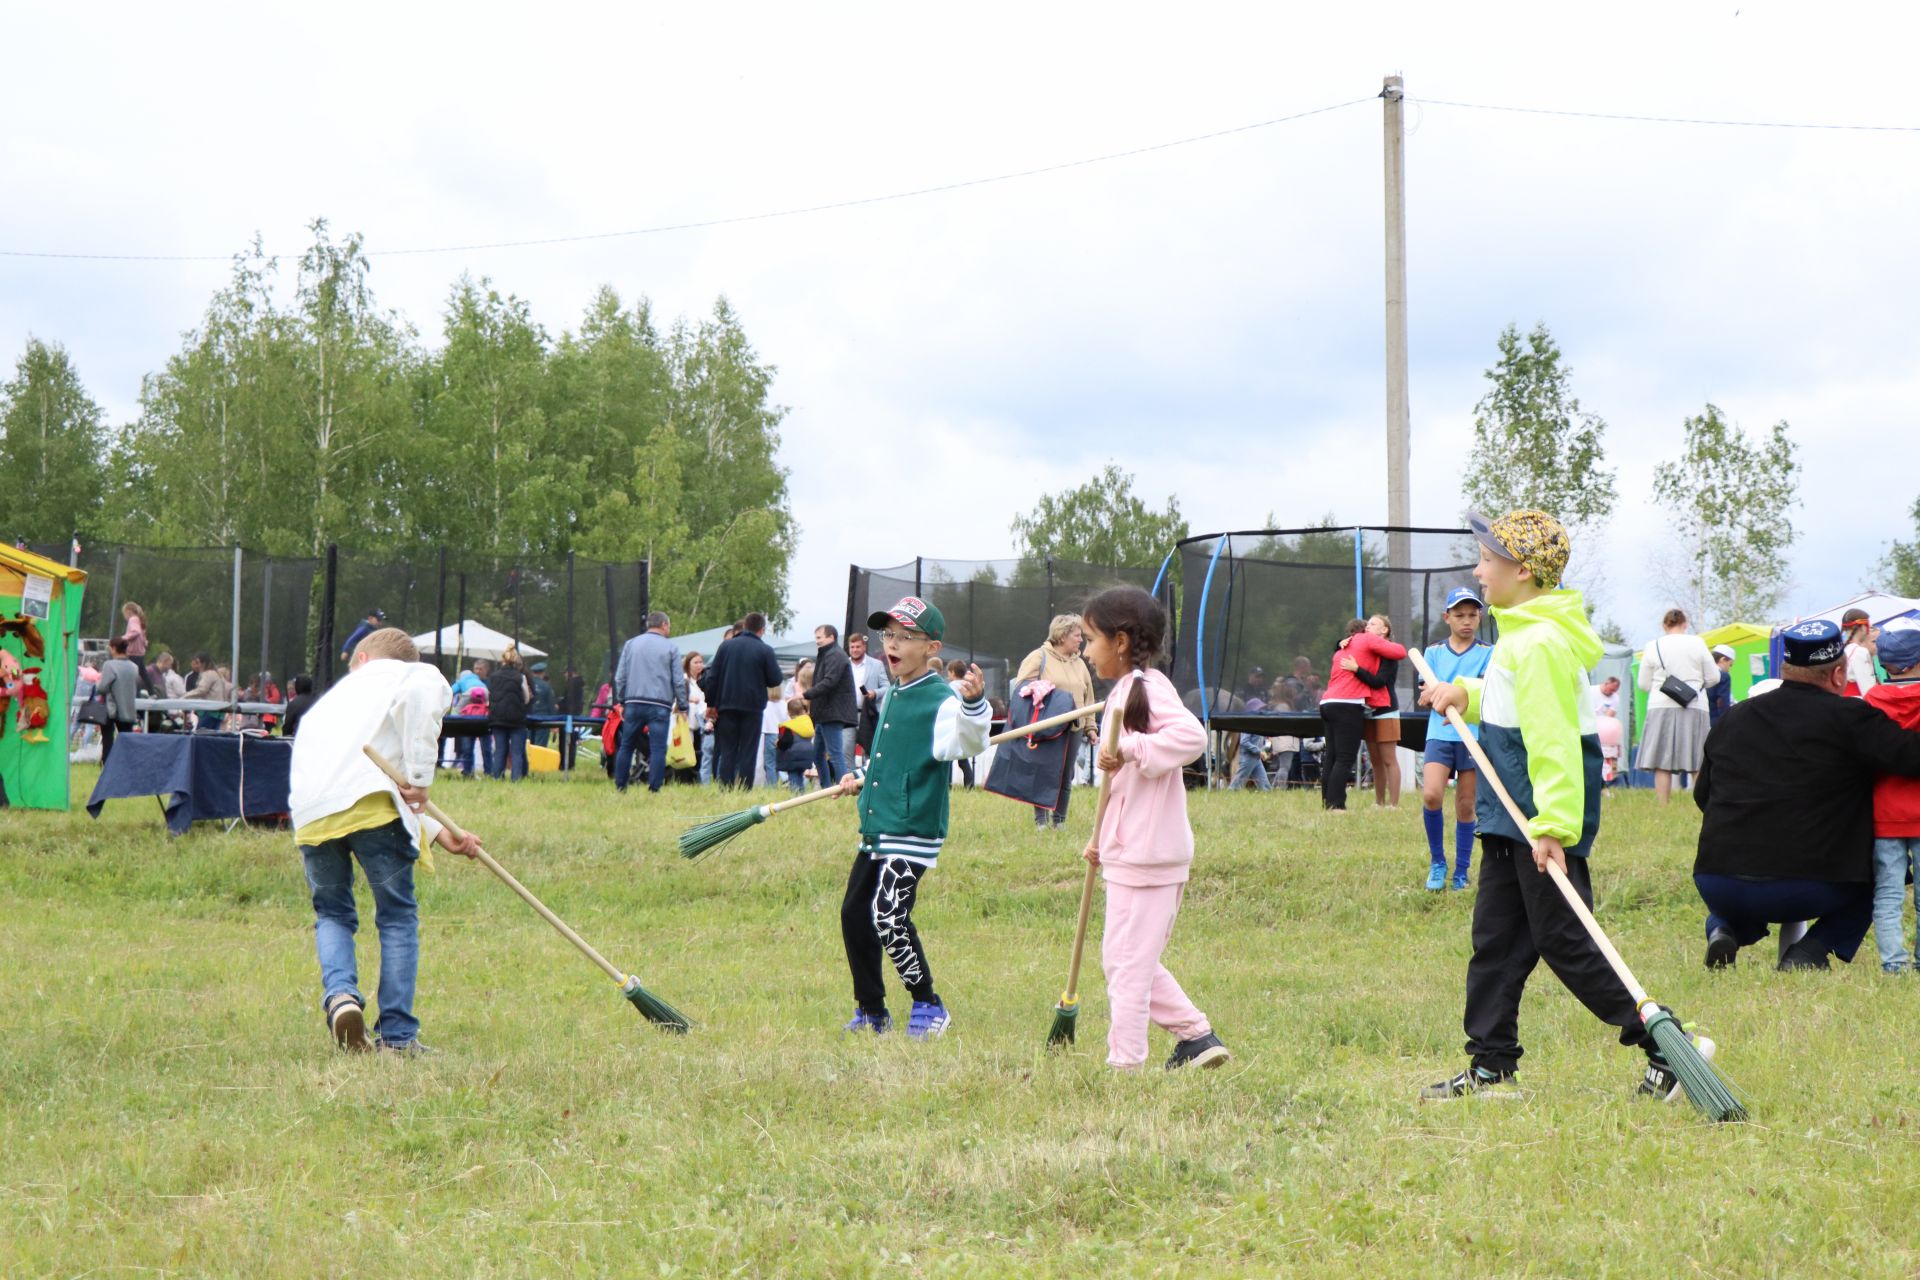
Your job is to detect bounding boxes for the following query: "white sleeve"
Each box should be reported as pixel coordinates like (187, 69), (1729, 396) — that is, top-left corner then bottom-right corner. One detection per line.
(931, 691), (992, 762)
(396, 670), (453, 786)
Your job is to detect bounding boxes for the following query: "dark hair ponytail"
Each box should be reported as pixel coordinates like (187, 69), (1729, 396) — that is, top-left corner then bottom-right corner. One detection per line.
(1081, 586), (1168, 734)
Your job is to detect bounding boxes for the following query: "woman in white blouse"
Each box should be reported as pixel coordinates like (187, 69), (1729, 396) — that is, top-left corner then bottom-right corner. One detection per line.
(1638, 608), (1720, 804)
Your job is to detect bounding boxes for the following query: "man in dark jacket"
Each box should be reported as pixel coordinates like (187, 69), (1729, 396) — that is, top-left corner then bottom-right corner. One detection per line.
(705, 611), (783, 788)
(807, 624), (857, 788)
(1694, 620), (1920, 971)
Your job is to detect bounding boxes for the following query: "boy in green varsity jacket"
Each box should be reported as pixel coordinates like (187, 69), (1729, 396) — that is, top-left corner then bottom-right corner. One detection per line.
(831, 596), (990, 1039)
(1416, 509), (1715, 1105)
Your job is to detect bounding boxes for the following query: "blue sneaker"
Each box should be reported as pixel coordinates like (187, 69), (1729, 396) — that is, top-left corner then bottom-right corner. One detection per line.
(1425, 863), (1447, 892)
(1450, 868), (1470, 891)
(842, 1009), (892, 1034)
(907, 1000), (950, 1039)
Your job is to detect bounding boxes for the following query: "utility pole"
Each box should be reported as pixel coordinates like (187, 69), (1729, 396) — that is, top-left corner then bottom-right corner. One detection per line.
(1382, 74), (1413, 644)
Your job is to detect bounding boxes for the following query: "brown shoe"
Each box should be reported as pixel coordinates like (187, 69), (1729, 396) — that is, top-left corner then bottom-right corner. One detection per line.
(327, 993), (372, 1053)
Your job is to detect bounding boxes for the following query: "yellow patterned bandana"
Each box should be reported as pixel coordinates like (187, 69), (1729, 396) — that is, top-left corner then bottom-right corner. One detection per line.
(1470, 509), (1571, 590)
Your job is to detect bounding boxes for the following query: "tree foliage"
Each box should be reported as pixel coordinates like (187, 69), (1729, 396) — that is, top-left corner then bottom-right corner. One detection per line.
(1876, 499), (1920, 597)
(98, 226), (792, 628)
(1462, 322), (1617, 534)
(1651, 404), (1800, 624)
(1009, 464), (1188, 570)
(0, 337), (108, 545)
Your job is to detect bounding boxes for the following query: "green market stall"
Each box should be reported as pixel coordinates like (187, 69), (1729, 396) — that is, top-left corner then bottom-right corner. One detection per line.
(0, 545), (86, 810)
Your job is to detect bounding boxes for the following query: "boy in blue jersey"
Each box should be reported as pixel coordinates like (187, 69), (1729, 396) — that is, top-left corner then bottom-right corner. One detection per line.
(1419, 588), (1493, 891)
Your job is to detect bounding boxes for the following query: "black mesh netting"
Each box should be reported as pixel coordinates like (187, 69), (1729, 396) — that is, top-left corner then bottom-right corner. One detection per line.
(30, 543), (649, 692)
(1171, 527), (1480, 715)
(847, 557), (1168, 702)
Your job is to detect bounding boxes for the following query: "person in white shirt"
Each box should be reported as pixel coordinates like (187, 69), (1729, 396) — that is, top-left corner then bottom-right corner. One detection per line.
(1842, 608), (1880, 697)
(1638, 608), (1720, 805)
(288, 627), (482, 1054)
(1594, 675), (1622, 722)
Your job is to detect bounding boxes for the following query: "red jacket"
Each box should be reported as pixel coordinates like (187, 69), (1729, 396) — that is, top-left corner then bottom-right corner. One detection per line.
(1867, 680), (1920, 836)
(1323, 633), (1407, 705)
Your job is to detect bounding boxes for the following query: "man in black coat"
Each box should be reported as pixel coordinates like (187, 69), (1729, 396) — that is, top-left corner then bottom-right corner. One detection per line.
(807, 623), (857, 788)
(705, 611), (784, 788)
(1693, 619), (1920, 971)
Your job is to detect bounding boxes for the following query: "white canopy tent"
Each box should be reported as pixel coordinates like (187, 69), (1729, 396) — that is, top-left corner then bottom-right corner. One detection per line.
(409, 620), (547, 663)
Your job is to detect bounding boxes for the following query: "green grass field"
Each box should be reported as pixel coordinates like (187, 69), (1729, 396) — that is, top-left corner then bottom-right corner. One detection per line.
(6, 769), (1920, 1277)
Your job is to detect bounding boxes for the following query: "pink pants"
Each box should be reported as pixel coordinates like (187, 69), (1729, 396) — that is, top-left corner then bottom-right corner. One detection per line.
(1101, 880), (1210, 1068)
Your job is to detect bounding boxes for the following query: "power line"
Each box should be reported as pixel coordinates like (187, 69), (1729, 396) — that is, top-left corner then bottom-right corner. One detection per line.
(1411, 96), (1920, 133)
(0, 97), (1375, 264)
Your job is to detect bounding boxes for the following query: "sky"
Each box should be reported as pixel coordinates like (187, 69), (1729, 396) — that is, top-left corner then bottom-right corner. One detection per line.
(3, 2), (1918, 644)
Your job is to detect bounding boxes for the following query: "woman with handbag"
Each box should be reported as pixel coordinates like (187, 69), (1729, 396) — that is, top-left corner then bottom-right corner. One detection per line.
(1015, 615), (1097, 830)
(1638, 608), (1720, 804)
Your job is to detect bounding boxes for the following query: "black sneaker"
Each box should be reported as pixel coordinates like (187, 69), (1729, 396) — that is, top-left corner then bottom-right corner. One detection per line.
(1636, 1031), (1717, 1103)
(1165, 1033), (1231, 1070)
(326, 993), (371, 1054)
(1778, 940), (1832, 971)
(1705, 928), (1740, 970)
(1419, 1065), (1521, 1102)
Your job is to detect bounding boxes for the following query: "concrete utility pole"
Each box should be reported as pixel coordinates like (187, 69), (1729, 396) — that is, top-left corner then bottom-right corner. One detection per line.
(1382, 74), (1413, 643)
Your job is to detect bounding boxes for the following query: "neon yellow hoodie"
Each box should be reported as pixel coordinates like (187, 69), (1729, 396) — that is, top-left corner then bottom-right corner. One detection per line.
(1452, 589), (1605, 855)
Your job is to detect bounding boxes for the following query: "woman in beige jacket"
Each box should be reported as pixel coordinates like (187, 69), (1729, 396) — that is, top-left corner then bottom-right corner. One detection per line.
(1015, 614), (1097, 829)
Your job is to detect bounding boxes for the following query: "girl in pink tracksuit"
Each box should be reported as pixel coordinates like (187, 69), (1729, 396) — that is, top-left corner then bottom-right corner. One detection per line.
(1080, 586), (1232, 1071)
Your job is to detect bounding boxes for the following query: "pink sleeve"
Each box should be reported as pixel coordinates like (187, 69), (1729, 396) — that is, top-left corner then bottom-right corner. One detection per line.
(1119, 674), (1208, 779)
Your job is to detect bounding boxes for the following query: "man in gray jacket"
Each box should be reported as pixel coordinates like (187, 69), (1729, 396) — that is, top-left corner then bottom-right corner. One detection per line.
(97, 637), (143, 761)
(612, 612), (687, 793)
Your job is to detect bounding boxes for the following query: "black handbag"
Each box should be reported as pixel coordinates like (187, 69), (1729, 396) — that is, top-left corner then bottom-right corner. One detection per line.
(75, 691), (109, 725)
(1656, 640), (1698, 708)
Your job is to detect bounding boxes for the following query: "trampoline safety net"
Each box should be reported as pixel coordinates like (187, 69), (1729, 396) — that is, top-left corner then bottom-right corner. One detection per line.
(846, 557), (1169, 703)
(1171, 527), (1479, 717)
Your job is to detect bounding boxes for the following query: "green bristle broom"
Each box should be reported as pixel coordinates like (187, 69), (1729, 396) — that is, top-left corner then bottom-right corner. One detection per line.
(1405, 651), (1744, 1121)
(364, 747), (690, 1032)
(680, 700), (1109, 862)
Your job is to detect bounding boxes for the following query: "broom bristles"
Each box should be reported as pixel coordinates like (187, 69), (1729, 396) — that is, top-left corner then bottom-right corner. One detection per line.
(1046, 995), (1078, 1047)
(677, 806), (770, 860)
(622, 976), (691, 1033)
(1646, 1009), (1746, 1122)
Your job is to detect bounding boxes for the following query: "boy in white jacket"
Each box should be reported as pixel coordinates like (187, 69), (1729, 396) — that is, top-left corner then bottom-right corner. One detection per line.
(289, 628), (481, 1053)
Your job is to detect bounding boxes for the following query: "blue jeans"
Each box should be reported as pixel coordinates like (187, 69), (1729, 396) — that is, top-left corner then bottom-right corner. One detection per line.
(762, 732), (778, 789)
(1874, 838), (1920, 970)
(457, 732), (493, 776)
(488, 727), (528, 781)
(1231, 744), (1272, 790)
(785, 769), (809, 793)
(814, 721), (851, 789)
(1695, 872), (1874, 963)
(302, 820), (421, 1046)
(614, 700), (672, 792)
(698, 730), (714, 785)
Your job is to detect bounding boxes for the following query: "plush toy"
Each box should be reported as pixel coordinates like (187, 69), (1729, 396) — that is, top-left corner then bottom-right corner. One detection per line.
(0, 649), (19, 739)
(16, 669), (50, 743)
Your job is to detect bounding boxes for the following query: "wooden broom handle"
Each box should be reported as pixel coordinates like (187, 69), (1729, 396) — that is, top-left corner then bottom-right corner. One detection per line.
(1403, 650), (1653, 1009)
(362, 746), (626, 986)
(990, 700), (1105, 746)
(1064, 709), (1124, 998)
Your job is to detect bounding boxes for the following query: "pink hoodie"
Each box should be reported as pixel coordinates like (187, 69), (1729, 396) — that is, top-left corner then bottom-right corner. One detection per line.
(1095, 667), (1209, 888)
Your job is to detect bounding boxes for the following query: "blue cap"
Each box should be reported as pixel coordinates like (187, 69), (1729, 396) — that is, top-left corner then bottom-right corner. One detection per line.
(1781, 619), (1845, 667)
(1444, 586), (1484, 611)
(1879, 623), (1920, 672)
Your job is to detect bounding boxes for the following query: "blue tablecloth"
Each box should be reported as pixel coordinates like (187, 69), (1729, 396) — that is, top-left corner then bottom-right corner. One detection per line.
(87, 733), (293, 836)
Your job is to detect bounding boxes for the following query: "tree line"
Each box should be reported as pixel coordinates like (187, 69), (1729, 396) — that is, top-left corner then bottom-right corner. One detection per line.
(0, 220), (795, 631)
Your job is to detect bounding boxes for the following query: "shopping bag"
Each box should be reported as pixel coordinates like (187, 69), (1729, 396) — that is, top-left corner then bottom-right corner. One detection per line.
(665, 710), (698, 770)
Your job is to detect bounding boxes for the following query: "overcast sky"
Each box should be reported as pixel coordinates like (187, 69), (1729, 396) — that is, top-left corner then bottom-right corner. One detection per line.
(4, 3), (1917, 642)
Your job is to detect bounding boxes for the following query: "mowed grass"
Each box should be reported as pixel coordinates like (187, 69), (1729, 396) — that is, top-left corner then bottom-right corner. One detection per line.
(6, 771), (1920, 1278)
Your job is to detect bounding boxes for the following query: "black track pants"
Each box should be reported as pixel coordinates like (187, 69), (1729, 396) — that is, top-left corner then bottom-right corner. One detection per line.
(1464, 836), (1651, 1074)
(841, 851), (937, 1016)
